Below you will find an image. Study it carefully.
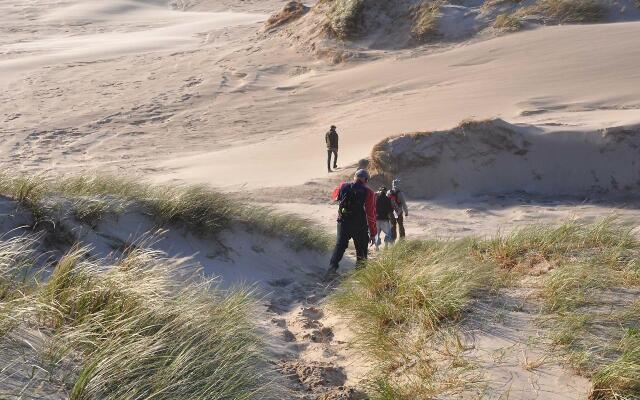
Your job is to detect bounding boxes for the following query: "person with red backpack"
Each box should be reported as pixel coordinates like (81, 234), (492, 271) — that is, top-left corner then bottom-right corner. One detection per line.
(324, 169), (377, 281)
(388, 179), (409, 241)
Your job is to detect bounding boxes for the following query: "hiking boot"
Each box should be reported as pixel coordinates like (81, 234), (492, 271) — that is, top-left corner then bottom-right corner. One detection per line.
(333, 164), (338, 169)
(323, 265), (339, 282)
(327, 168), (332, 173)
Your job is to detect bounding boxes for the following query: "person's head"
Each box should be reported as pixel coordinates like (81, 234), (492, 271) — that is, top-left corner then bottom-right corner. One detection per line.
(330, 125), (336, 132)
(377, 186), (387, 194)
(354, 169), (370, 184)
(392, 179), (401, 190)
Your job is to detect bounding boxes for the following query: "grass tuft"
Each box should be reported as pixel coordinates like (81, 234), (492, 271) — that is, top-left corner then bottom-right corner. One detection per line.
(411, 0), (443, 42)
(521, 0), (607, 23)
(0, 173), (332, 252)
(0, 238), (284, 399)
(332, 240), (501, 398)
(493, 12), (522, 31)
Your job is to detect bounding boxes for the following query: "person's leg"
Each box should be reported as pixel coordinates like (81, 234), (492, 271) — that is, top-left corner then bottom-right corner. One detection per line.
(327, 150), (332, 172)
(329, 223), (350, 271)
(390, 215), (398, 242)
(398, 214), (406, 239)
(382, 220), (393, 246)
(375, 222), (383, 250)
(332, 150), (338, 169)
(352, 225), (369, 268)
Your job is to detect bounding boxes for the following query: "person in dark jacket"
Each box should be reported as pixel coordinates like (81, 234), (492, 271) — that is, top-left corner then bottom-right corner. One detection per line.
(325, 169), (377, 280)
(325, 125), (339, 172)
(374, 187), (394, 250)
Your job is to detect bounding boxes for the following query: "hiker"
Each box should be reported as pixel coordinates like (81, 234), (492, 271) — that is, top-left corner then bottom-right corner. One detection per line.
(325, 125), (339, 172)
(388, 179), (409, 241)
(325, 169), (376, 280)
(374, 186), (394, 250)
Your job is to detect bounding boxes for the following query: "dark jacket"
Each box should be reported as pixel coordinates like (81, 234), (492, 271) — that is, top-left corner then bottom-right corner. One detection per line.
(375, 191), (393, 221)
(326, 130), (339, 150)
(332, 181), (376, 237)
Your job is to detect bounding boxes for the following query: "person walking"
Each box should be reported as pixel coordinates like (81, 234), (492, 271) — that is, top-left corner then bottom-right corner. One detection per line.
(325, 125), (339, 172)
(388, 179), (409, 241)
(325, 169), (376, 280)
(374, 186), (394, 250)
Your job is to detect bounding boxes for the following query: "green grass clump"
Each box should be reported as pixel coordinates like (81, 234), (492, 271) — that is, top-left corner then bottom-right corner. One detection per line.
(493, 12), (522, 31)
(0, 173), (331, 252)
(521, 0), (607, 23)
(332, 240), (501, 398)
(0, 239), (283, 399)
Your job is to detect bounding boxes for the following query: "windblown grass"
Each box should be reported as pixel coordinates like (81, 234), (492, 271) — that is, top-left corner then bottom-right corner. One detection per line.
(0, 236), (284, 399)
(0, 173), (331, 252)
(520, 0), (607, 23)
(334, 219), (640, 399)
(493, 12), (522, 31)
(332, 240), (503, 398)
(411, 0), (443, 42)
(477, 219), (639, 399)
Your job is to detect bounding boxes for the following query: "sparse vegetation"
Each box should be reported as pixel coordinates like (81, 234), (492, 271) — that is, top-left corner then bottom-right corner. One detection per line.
(334, 220), (640, 399)
(264, 1), (309, 30)
(520, 0), (607, 23)
(0, 173), (332, 252)
(323, 0), (367, 40)
(411, 0), (443, 42)
(331, 240), (504, 398)
(0, 236), (284, 399)
(493, 12), (522, 31)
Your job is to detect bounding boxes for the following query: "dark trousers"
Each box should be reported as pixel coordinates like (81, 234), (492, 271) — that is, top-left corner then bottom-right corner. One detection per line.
(327, 149), (338, 170)
(329, 221), (369, 270)
(391, 213), (405, 240)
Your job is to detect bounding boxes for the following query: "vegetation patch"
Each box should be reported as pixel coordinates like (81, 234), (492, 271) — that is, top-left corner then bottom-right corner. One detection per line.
(264, 1), (309, 30)
(331, 240), (505, 398)
(520, 0), (607, 23)
(323, 0), (368, 40)
(410, 0), (443, 42)
(334, 219), (640, 399)
(493, 12), (522, 31)
(0, 173), (332, 252)
(0, 237), (283, 399)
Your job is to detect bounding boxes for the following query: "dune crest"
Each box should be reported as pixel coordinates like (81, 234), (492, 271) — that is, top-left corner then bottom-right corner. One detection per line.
(372, 119), (640, 198)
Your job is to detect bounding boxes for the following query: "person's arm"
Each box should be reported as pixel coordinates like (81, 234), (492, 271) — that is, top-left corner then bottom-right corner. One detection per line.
(325, 132), (330, 147)
(365, 188), (377, 237)
(335, 132), (339, 149)
(399, 191), (409, 216)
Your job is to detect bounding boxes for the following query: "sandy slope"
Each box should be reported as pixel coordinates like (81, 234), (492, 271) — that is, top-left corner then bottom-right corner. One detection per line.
(2, 1), (640, 189)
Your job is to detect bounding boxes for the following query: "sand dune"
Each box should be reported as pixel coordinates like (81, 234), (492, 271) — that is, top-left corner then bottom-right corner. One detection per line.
(372, 119), (640, 198)
(159, 21), (640, 188)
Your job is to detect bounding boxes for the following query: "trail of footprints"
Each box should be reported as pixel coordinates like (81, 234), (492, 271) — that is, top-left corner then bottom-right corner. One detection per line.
(267, 279), (359, 400)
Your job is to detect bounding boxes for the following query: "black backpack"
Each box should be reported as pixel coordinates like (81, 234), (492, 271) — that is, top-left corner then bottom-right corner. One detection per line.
(376, 191), (393, 220)
(338, 184), (362, 219)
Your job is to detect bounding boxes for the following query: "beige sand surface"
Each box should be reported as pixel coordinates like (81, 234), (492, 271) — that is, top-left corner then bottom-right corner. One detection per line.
(2, 0), (640, 398)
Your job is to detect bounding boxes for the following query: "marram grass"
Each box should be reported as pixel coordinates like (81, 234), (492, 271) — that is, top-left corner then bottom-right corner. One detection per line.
(0, 236), (286, 399)
(0, 173), (332, 252)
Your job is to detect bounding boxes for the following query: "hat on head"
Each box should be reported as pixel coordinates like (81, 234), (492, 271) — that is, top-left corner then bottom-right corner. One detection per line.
(392, 179), (401, 189)
(355, 169), (370, 180)
(330, 125), (336, 130)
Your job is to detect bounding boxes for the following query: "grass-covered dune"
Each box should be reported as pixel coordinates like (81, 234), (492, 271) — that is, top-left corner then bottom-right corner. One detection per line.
(0, 236), (285, 399)
(0, 173), (332, 252)
(331, 219), (640, 399)
(270, 0), (639, 53)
